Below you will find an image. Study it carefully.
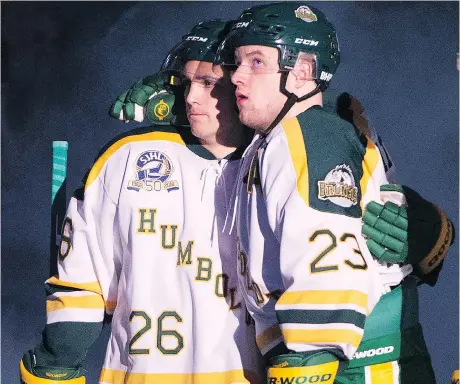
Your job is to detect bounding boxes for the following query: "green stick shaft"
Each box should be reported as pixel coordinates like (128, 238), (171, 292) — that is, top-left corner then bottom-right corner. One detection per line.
(52, 141), (68, 204)
(50, 141), (68, 276)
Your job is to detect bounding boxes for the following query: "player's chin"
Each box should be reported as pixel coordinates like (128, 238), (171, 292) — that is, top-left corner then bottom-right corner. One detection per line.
(238, 108), (249, 123)
(190, 123), (214, 141)
(238, 110), (258, 130)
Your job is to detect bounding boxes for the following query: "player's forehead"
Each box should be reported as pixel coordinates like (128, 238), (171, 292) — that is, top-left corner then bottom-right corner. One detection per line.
(184, 60), (220, 80)
(235, 45), (279, 62)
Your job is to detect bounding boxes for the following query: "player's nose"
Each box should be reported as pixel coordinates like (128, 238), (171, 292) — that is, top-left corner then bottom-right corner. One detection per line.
(185, 82), (201, 105)
(231, 66), (247, 86)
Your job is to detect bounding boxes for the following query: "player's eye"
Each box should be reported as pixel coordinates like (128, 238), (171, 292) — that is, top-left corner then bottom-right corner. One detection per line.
(252, 58), (263, 68)
(203, 79), (214, 87)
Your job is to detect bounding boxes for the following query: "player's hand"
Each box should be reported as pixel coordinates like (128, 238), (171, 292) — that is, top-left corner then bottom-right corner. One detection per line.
(363, 184), (455, 285)
(20, 350), (85, 383)
(109, 71), (187, 125)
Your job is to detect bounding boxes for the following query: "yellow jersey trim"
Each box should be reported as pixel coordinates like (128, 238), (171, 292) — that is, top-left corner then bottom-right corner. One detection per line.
(47, 276), (103, 295)
(282, 117), (310, 206)
(278, 290), (368, 312)
(46, 294), (104, 313)
(359, 138), (379, 210)
(85, 131), (185, 188)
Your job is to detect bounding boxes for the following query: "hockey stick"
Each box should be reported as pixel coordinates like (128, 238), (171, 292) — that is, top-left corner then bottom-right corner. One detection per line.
(49, 141), (68, 277)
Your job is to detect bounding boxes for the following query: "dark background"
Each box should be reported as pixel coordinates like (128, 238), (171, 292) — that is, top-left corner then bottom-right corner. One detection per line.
(2, 2), (458, 383)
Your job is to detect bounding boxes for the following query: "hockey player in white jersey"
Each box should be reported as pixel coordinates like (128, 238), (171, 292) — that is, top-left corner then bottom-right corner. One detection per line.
(212, 3), (453, 383)
(20, 20), (265, 384)
(108, 15), (455, 384)
(110, 51), (452, 290)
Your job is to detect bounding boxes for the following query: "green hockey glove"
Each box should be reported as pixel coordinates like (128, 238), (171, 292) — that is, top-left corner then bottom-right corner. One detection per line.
(109, 71), (188, 126)
(267, 351), (341, 384)
(363, 184), (455, 285)
(20, 350), (85, 383)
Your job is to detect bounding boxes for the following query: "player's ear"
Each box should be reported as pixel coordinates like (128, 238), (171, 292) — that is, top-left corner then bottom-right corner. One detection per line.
(289, 53), (315, 89)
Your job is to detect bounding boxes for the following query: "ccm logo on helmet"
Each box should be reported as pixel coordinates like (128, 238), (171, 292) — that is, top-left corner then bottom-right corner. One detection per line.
(269, 374), (332, 384)
(294, 38), (319, 46)
(185, 36), (208, 42)
(352, 346), (394, 359)
(235, 21), (250, 28)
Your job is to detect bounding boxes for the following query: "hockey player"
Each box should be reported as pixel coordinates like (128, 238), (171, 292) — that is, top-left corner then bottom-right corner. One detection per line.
(20, 20), (265, 384)
(110, 55), (451, 290)
(109, 74), (455, 384)
(108, 20), (455, 384)
(212, 3), (452, 383)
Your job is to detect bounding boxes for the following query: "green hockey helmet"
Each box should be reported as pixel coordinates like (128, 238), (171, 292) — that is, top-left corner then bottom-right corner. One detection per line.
(157, 19), (238, 127)
(214, 2), (340, 89)
(214, 3), (340, 134)
(161, 19), (234, 72)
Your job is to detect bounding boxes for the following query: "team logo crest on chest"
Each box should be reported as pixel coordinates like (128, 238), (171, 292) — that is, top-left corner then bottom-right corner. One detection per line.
(318, 164), (358, 207)
(127, 150), (179, 192)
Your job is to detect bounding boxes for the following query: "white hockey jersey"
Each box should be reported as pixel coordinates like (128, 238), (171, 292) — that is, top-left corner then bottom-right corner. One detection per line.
(231, 106), (411, 360)
(45, 126), (264, 383)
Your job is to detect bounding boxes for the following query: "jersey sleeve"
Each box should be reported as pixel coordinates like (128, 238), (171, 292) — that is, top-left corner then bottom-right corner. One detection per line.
(260, 113), (388, 361)
(32, 154), (121, 369)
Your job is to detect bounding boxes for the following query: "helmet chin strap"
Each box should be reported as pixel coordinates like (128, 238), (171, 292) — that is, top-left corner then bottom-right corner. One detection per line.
(262, 72), (324, 136)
